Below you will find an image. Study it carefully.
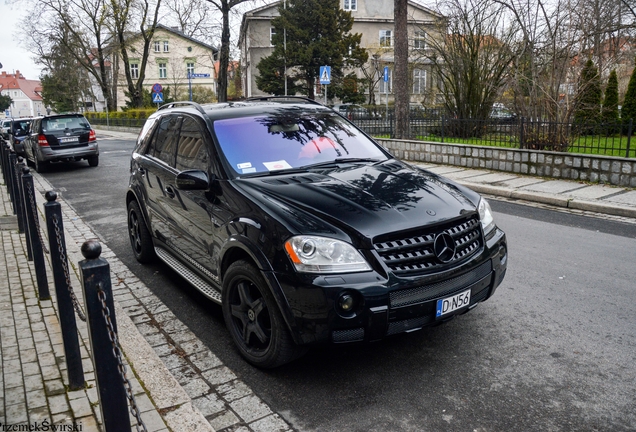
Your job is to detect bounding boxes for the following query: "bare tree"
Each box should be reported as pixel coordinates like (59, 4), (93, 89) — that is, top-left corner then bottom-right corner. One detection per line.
(427, 0), (519, 124)
(162, 0), (219, 43)
(205, 0), (253, 102)
(24, 0), (117, 110)
(110, 0), (162, 108)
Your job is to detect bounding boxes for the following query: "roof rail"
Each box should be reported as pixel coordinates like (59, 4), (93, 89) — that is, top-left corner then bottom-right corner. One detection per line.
(245, 96), (324, 106)
(157, 101), (206, 114)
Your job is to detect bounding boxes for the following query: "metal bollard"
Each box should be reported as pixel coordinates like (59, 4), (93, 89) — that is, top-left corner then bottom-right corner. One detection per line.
(17, 159), (33, 261)
(21, 168), (50, 300)
(1, 141), (8, 185)
(43, 191), (85, 390)
(8, 151), (21, 220)
(79, 240), (133, 432)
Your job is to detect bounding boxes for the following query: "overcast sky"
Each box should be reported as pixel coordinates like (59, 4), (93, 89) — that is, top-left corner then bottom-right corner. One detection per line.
(0, 2), (44, 80)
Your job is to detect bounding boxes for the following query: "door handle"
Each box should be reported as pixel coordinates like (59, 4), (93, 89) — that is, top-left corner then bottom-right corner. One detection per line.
(165, 185), (176, 199)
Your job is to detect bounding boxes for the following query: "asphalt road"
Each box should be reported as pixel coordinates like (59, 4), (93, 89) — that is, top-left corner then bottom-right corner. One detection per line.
(39, 137), (636, 432)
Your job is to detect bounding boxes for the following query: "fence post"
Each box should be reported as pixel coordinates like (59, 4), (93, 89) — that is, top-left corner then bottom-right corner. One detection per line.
(626, 119), (633, 159)
(21, 168), (50, 300)
(519, 117), (525, 149)
(79, 240), (133, 432)
(44, 191), (85, 390)
(441, 115), (445, 143)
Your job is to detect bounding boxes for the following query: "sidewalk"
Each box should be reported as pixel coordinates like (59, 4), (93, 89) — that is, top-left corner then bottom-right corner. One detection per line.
(2, 129), (635, 431)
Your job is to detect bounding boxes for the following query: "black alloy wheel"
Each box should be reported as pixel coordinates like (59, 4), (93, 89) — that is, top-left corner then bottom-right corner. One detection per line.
(127, 200), (155, 263)
(222, 261), (306, 368)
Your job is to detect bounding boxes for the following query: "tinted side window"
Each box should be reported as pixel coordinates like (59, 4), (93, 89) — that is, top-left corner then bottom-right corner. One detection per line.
(149, 115), (181, 167)
(176, 117), (208, 171)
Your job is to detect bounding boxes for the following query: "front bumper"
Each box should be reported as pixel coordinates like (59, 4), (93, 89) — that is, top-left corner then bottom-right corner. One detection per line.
(276, 228), (507, 346)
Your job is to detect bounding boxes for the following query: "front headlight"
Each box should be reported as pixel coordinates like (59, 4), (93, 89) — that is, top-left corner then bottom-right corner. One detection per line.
(478, 198), (496, 235)
(284, 236), (371, 273)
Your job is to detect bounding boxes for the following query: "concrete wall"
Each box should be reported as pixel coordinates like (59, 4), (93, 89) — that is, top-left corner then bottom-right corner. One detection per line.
(378, 138), (636, 188)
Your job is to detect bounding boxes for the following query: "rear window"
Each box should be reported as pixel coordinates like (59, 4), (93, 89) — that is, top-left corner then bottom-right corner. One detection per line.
(213, 110), (386, 176)
(43, 116), (91, 132)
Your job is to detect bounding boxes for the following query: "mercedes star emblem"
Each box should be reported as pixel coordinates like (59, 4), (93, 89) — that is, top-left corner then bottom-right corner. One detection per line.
(434, 233), (456, 263)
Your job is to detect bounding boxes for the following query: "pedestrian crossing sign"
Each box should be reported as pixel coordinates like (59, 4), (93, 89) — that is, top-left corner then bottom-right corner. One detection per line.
(152, 92), (164, 103)
(320, 66), (331, 85)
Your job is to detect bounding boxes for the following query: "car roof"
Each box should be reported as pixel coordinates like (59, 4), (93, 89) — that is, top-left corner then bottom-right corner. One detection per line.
(153, 99), (334, 122)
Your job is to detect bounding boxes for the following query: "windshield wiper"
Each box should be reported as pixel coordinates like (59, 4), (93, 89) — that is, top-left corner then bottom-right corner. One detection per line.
(302, 157), (382, 169)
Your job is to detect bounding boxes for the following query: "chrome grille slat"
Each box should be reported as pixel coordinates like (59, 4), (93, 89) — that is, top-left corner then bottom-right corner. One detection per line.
(374, 215), (483, 276)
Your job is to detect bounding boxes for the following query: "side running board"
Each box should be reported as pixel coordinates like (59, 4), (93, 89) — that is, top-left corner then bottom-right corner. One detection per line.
(154, 247), (222, 304)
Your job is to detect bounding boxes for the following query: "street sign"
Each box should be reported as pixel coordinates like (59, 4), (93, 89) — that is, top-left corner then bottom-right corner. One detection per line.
(4, 110), (10, 117)
(152, 92), (164, 103)
(189, 73), (211, 78)
(152, 83), (163, 93)
(320, 66), (331, 85)
(383, 66), (389, 82)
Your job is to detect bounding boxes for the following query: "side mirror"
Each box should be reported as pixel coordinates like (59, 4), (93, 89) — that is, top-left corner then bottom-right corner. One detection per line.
(175, 170), (209, 190)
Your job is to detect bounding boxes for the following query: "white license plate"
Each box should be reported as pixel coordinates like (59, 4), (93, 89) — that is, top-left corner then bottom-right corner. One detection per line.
(60, 137), (79, 143)
(436, 289), (471, 318)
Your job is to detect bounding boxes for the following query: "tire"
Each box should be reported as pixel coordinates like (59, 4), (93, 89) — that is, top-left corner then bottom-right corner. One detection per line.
(127, 200), (155, 263)
(222, 261), (306, 368)
(34, 156), (48, 173)
(88, 155), (99, 167)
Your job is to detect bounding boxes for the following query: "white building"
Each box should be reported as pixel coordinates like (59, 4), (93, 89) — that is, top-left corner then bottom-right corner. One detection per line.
(0, 70), (46, 118)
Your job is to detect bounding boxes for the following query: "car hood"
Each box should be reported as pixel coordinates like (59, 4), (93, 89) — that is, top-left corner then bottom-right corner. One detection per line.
(238, 161), (480, 242)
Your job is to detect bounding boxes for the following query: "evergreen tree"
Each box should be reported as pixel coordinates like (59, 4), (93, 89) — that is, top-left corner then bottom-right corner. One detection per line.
(256, 0), (368, 100)
(601, 69), (619, 124)
(621, 57), (636, 123)
(574, 59), (602, 128)
(0, 94), (12, 112)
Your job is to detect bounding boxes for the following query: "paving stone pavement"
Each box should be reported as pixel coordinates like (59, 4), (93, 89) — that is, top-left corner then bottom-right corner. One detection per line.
(1, 165), (295, 431)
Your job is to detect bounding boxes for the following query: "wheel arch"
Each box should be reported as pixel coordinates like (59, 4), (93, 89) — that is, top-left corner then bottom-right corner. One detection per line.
(220, 237), (302, 344)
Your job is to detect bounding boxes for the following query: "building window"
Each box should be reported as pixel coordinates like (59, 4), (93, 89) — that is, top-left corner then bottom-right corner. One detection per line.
(413, 69), (426, 94)
(344, 0), (357, 11)
(413, 31), (426, 49)
(187, 62), (195, 77)
(159, 63), (167, 79)
(130, 63), (139, 79)
(163, 41), (169, 52)
(379, 68), (392, 93)
(154, 41), (161, 52)
(270, 27), (276, 46)
(380, 30), (392, 47)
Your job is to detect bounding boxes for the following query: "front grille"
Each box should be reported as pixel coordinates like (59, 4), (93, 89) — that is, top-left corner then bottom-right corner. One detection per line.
(387, 316), (434, 335)
(373, 215), (482, 276)
(389, 260), (492, 308)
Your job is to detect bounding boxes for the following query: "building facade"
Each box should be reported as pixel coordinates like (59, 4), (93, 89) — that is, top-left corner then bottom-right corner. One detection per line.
(238, 0), (443, 105)
(114, 25), (218, 110)
(0, 71), (46, 118)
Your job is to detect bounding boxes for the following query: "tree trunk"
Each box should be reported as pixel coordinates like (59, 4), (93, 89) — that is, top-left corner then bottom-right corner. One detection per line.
(394, 0), (409, 139)
(217, 4), (230, 103)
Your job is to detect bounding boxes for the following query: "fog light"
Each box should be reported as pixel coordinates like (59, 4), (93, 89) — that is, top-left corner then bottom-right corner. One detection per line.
(338, 294), (354, 312)
(499, 245), (507, 266)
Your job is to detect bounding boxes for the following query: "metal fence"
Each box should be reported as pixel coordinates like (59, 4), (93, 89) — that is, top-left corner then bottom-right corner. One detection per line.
(349, 110), (635, 159)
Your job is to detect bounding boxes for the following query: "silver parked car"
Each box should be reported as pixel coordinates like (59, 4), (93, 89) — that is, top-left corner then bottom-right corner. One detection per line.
(23, 114), (99, 172)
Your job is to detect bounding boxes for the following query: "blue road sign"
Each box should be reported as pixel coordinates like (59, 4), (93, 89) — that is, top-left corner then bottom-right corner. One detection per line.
(320, 66), (331, 85)
(384, 66), (389, 82)
(189, 73), (211, 78)
(152, 92), (164, 103)
(152, 83), (163, 93)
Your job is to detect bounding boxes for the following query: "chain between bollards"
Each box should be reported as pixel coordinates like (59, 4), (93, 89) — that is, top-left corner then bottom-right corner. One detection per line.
(25, 182), (49, 254)
(97, 283), (147, 432)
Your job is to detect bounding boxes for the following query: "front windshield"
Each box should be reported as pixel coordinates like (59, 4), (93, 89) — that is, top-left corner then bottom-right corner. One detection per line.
(213, 109), (387, 176)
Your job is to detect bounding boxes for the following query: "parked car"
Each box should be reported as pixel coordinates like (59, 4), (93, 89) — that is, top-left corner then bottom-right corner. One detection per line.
(1, 118), (12, 141)
(23, 114), (99, 172)
(332, 103), (381, 120)
(5, 118), (33, 157)
(126, 98), (508, 368)
(491, 106), (517, 124)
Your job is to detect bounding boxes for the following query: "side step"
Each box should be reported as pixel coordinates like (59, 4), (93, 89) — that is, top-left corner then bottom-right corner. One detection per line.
(154, 247), (222, 304)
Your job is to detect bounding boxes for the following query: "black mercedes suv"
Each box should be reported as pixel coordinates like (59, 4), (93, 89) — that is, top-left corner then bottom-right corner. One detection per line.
(126, 98), (508, 368)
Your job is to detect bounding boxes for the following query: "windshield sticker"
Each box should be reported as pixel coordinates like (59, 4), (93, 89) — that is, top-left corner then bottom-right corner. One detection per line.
(263, 160), (292, 171)
(242, 167), (257, 174)
(237, 162), (252, 169)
